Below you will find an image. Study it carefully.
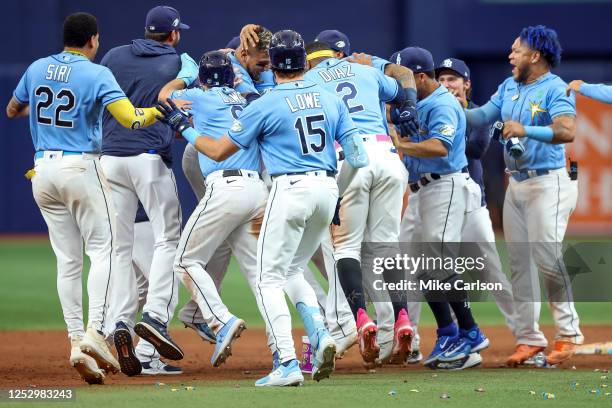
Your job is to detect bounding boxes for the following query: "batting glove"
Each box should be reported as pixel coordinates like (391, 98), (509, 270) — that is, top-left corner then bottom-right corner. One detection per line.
(156, 99), (192, 133)
(391, 104), (419, 137)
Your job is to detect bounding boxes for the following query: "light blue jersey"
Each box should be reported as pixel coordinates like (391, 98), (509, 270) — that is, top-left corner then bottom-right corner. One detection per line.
(372, 56), (390, 73)
(171, 86), (259, 177)
(305, 58), (398, 135)
(490, 73), (575, 171)
(580, 82), (612, 104)
(13, 51), (126, 153)
(227, 80), (359, 175)
(228, 52), (275, 95)
(411, 85), (467, 176)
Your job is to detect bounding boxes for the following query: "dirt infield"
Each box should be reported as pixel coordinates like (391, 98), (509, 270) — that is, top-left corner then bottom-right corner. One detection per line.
(1, 325), (610, 388)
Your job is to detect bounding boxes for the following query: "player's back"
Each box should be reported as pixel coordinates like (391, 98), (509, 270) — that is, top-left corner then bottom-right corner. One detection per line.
(305, 58), (397, 135)
(174, 86), (260, 176)
(228, 80), (355, 176)
(16, 51), (125, 153)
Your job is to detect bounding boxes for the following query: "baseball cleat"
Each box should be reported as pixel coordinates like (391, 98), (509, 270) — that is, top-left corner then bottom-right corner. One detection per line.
(461, 325), (489, 353)
(405, 349), (423, 364)
(211, 316), (246, 367)
(134, 313), (184, 361)
(423, 325), (459, 368)
(141, 359), (183, 375)
(546, 340), (577, 365)
(311, 331), (336, 382)
(334, 331), (357, 359)
(356, 308), (380, 364)
(113, 322), (142, 376)
(182, 320), (216, 344)
(70, 337), (105, 385)
(373, 341), (392, 367)
(80, 326), (120, 374)
(438, 337), (472, 362)
(389, 309), (413, 364)
(437, 352), (482, 371)
(255, 359), (304, 387)
(506, 344), (546, 367)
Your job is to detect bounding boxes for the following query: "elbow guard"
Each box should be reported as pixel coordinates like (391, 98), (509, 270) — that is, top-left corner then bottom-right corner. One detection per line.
(340, 134), (369, 168)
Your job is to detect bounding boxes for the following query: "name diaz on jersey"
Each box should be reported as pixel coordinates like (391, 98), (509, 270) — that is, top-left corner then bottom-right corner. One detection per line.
(317, 64), (355, 83)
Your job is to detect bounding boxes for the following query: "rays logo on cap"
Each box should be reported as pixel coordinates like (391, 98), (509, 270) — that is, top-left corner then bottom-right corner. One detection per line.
(442, 58), (453, 68)
(172, 18), (179, 27)
(395, 54), (401, 65)
(335, 40), (346, 48)
(148, 25), (156, 31)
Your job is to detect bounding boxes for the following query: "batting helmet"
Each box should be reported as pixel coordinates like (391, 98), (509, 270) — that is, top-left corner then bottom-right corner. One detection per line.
(269, 30), (306, 72)
(198, 50), (235, 88)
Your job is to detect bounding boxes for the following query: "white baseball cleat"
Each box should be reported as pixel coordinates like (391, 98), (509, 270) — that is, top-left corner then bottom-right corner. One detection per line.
(334, 331), (357, 359)
(80, 326), (120, 374)
(311, 332), (336, 382)
(255, 359), (304, 387)
(436, 352), (482, 371)
(70, 337), (105, 384)
(141, 359), (183, 375)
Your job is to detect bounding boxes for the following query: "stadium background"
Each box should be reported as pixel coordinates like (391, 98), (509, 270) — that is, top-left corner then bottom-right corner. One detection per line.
(1, 0), (611, 235)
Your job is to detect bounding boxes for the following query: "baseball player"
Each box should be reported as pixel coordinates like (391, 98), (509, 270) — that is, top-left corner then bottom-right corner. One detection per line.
(390, 47), (489, 371)
(156, 30), (369, 387)
(6, 12), (160, 384)
(465, 25), (583, 366)
(403, 58), (518, 362)
(566, 80), (612, 103)
(99, 6), (193, 374)
(304, 41), (419, 366)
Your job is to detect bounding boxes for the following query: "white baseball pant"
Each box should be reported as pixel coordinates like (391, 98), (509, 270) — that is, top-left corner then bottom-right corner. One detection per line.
(100, 153), (182, 331)
(31, 153), (116, 338)
(503, 168), (582, 346)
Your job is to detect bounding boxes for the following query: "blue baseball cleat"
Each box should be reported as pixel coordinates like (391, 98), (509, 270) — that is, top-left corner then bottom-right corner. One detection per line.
(255, 359), (304, 387)
(211, 316), (246, 367)
(461, 325), (490, 353)
(134, 313), (184, 361)
(424, 334), (459, 367)
(182, 320), (216, 344)
(438, 336), (472, 362)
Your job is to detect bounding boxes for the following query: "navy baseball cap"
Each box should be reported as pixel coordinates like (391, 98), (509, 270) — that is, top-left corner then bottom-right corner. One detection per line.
(314, 30), (350, 56)
(435, 58), (470, 80)
(392, 47), (434, 73)
(226, 36), (240, 49)
(145, 6), (189, 33)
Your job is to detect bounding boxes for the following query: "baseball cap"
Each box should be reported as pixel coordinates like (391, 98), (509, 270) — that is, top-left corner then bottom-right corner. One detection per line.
(314, 30), (350, 56)
(392, 47), (434, 73)
(145, 6), (189, 33)
(226, 36), (240, 49)
(435, 58), (470, 80)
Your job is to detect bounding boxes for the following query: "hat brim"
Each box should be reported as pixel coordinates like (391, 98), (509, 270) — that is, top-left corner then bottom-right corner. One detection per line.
(435, 67), (467, 79)
(178, 22), (190, 30)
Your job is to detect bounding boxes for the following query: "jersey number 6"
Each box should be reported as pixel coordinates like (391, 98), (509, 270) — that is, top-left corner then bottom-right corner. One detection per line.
(294, 114), (326, 155)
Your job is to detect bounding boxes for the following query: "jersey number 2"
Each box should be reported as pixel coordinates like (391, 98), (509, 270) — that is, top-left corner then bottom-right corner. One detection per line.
(336, 82), (364, 114)
(35, 86), (75, 128)
(294, 114), (326, 155)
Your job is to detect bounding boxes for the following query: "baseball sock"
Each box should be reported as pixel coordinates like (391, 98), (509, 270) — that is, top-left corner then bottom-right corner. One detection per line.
(336, 258), (366, 319)
(426, 301), (453, 328)
(449, 300), (476, 330)
(296, 302), (326, 349)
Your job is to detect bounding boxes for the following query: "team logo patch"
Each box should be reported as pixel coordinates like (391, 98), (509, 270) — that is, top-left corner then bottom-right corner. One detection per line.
(148, 25), (156, 31)
(442, 58), (453, 68)
(231, 120), (244, 133)
(439, 124), (455, 137)
(395, 54), (401, 65)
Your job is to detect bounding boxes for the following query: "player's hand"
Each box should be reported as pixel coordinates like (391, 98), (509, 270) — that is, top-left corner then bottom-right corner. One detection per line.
(177, 53), (199, 86)
(390, 105), (419, 137)
(240, 24), (260, 50)
(331, 197), (342, 226)
(347, 52), (373, 67)
(233, 66), (244, 88)
(156, 99), (192, 133)
(502, 120), (526, 139)
(172, 99), (193, 111)
(566, 80), (584, 97)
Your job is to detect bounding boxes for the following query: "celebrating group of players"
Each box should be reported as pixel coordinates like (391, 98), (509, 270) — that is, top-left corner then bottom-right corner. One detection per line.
(7, 4), (611, 387)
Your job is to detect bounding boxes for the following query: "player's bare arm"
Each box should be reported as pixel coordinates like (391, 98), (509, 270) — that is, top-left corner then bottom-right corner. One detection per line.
(193, 134), (239, 162)
(5, 96), (29, 119)
(384, 63), (416, 91)
(503, 114), (575, 144)
(549, 114), (576, 144)
(566, 80), (584, 96)
(159, 78), (187, 101)
(390, 132), (448, 158)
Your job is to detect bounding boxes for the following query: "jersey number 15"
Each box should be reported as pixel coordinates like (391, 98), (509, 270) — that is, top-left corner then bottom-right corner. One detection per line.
(294, 114), (326, 155)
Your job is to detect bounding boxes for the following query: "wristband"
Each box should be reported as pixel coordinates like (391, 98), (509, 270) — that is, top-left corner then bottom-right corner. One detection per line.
(524, 126), (554, 142)
(182, 127), (200, 145)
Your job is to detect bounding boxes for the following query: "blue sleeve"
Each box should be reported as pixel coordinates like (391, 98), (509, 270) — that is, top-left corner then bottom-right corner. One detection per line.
(227, 102), (264, 149)
(95, 67), (127, 106)
(13, 68), (29, 104)
(371, 56), (390, 73)
(547, 83), (576, 118)
(373, 68), (399, 102)
(489, 80), (506, 110)
(465, 125), (490, 160)
(335, 99), (359, 145)
(234, 64), (258, 95)
(254, 70), (275, 93)
(580, 83), (612, 104)
(465, 101), (500, 128)
(427, 104), (460, 149)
